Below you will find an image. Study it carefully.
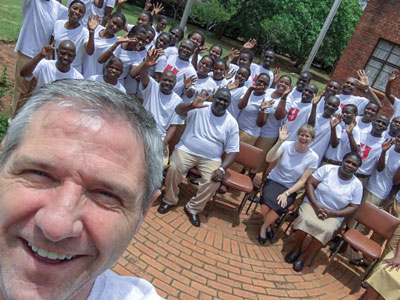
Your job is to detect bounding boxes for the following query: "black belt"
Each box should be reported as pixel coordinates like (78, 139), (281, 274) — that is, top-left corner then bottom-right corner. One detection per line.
(355, 173), (369, 179)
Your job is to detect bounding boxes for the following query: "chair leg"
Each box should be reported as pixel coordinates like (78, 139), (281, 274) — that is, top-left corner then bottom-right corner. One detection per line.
(350, 259), (378, 294)
(237, 193), (250, 215)
(245, 192), (259, 215)
(323, 239), (344, 274)
(272, 212), (289, 244)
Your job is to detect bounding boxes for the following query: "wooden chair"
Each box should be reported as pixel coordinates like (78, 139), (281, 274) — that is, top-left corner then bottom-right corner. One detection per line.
(205, 142), (264, 225)
(323, 202), (400, 294)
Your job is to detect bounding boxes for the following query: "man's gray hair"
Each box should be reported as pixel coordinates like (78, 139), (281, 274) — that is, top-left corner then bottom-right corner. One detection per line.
(1, 79), (163, 212)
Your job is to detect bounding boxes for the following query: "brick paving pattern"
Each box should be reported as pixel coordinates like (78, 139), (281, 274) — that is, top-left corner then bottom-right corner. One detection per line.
(112, 181), (365, 299)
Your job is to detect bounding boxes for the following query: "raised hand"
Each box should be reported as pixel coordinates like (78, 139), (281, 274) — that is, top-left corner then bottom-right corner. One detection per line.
(151, 2), (164, 15)
(346, 116), (357, 134)
(313, 92), (324, 106)
(117, 36), (138, 45)
(227, 48), (240, 59)
(198, 45), (209, 54)
(227, 80), (239, 90)
(40, 45), (55, 57)
(355, 69), (370, 90)
(389, 70), (399, 82)
(183, 74), (197, 89)
(242, 39), (257, 50)
(330, 114), (342, 128)
(282, 85), (293, 98)
(250, 84), (266, 92)
(273, 67), (281, 83)
(144, 0), (152, 11)
(88, 15), (100, 31)
(382, 138), (395, 152)
(144, 47), (163, 66)
(93, 0), (104, 8)
(225, 69), (236, 80)
(191, 92), (212, 109)
(260, 100), (274, 111)
(278, 125), (289, 141)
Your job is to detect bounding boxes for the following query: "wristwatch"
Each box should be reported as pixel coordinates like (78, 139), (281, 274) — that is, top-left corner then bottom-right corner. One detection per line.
(218, 166), (226, 175)
(285, 191), (290, 197)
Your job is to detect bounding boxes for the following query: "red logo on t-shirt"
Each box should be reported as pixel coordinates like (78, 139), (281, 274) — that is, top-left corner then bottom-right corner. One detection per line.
(359, 143), (371, 159)
(164, 64), (179, 75)
(253, 74), (259, 83)
(340, 103), (345, 109)
(287, 108), (300, 122)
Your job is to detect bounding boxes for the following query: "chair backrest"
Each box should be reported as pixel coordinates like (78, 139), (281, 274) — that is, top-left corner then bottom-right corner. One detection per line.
(355, 202), (400, 239)
(234, 142), (265, 170)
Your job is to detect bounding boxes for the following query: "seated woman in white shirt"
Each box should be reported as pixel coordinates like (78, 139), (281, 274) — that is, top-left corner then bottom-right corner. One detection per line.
(52, 0), (99, 73)
(88, 56), (126, 93)
(258, 125), (318, 245)
(286, 152), (363, 272)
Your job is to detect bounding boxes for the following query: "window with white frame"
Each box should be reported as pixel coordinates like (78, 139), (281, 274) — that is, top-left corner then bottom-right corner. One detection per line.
(365, 39), (400, 91)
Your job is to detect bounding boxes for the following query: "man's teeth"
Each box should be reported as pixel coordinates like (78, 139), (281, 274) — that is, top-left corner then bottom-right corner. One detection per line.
(27, 242), (76, 260)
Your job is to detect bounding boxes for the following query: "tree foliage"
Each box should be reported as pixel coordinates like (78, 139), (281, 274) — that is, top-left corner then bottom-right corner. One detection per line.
(191, 0), (362, 70)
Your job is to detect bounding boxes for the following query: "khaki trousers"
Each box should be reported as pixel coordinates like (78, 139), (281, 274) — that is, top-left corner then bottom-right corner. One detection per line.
(164, 149), (220, 214)
(12, 51), (37, 118)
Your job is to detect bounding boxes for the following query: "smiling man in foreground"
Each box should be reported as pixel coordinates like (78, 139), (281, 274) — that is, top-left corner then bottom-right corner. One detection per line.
(0, 79), (164, 299)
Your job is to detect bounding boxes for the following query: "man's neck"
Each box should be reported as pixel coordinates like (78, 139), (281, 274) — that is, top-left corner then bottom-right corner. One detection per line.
(56, 62), (71, 73)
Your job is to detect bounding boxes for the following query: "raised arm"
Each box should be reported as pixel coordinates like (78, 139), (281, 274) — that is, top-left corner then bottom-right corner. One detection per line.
(20, 45), (54, 77)
(329, 114), (342, 148)
(101, 6), (113, 26)
(131, 48), (163, 88)
(266, 125), (288, 162)
(355, 69), (381, 107)
(257, 100), (274, 127)
(85, 15), (100, 55)
(308, 92), (324, 127)
(274, 86), (292, 120)
(175, 93), (211, 117)
(377, 139), (393, 172)
(386, 70), (399, 105)
(98, 37), (135, 63)
(346, 117), (359, 153)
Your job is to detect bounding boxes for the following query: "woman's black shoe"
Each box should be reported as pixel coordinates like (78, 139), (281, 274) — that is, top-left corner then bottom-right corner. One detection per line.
(266, 228), (274, 240)
(293, 259), (304, 272)
(258, 234), (267, 245)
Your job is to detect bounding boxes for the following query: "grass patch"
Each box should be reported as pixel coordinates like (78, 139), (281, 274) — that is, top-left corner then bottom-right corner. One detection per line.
(0, 1), (22, 41)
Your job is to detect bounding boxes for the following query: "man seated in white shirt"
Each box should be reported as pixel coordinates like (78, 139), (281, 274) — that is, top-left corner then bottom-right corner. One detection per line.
(0, 79), (163, 299)
(337, 70), (381, 114)
(158, 88), (240, 227)
(20, 40), (84, 88)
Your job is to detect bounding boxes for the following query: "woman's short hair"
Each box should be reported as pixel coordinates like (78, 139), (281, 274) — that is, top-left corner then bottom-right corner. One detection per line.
(297, 124), (315, 139)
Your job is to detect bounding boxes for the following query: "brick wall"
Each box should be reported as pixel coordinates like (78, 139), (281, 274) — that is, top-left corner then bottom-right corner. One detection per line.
(331, 0), (400, 117)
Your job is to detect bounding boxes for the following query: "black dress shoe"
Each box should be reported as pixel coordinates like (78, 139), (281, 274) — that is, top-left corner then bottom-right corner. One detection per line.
(293, 259), (304, 272)
(266, 228), (274, 240)
(285, 251), (300, 264)
(157, 202), (171, 214)
(184, 206), (200, 227)
(350, 258), (369, 268)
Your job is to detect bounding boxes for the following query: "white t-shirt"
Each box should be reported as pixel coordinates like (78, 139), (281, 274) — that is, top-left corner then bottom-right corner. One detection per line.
(66, 0), (91, 26)
(15, 0), (68, 58)
(82, 26), (118, 78)
(227, 85), (247, 120)
(366, 147), (400, 199)
(284, 101), (313, 141)
(163, 55), (197, 96)
(177, 106), (240, 162)
(87, 270), (163, 300)
(325, 121), (361, 161)
(213, 77), (229, 89)
(259, 89), (291, 139)
(356, 116), (373, 141)
(287, 88), (302, 106)
(113, 46), (143, 85)
(53, 20), (89, 73)
(309, 113), (342, 166)
(237, 93), (266, 137)
(124, 49), (147, 95)
(150, 54), (167, 77)
(90, 0), (116, 22)
(164, 46), (178, 58)
(357, 133), (385, 175)
(390, 96), (400, 120)
(181, 76), (217, 104)
(140, 78), (184, 139)
(304, 165), (363, 221)
(396, 190), (400, 204)
(31, 59), (83, 87)
(338, 94), (369, 115)
(88, 75), (126, 93)
(268, 141), (319, 188)
(250, 64), (274, 89)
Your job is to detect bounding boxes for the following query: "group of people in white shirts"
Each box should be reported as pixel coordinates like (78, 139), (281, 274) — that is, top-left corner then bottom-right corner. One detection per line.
(12, 0), (400, 297)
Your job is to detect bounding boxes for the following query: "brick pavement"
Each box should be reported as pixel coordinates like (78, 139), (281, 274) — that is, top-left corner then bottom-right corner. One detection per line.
(112, 180), (365, 299)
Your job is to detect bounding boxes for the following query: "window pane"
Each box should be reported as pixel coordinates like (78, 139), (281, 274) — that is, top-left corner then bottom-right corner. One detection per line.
(388, 53), (400, 66)
(377, 39), (393, 51)
(373, 47), (390, 60)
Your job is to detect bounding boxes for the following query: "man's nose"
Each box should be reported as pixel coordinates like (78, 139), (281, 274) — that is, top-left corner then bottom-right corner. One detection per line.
(34, 181), (84, 242)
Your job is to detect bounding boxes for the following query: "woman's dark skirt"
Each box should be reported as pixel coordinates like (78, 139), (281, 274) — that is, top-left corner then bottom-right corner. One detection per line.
(260, 179), (297, 215)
